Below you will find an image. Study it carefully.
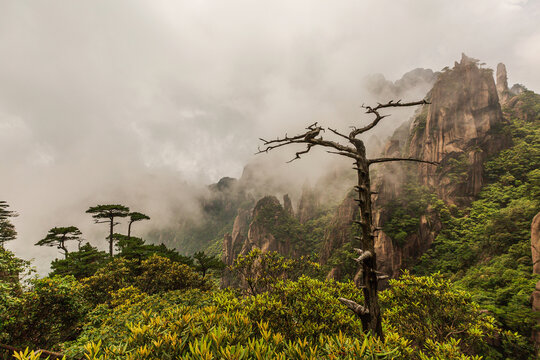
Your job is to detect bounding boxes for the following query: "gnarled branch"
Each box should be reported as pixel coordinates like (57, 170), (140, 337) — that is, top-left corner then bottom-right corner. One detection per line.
(350, 99), (429, 138)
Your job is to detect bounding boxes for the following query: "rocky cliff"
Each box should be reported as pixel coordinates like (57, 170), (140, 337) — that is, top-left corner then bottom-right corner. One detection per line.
(369, 54), (510, 277)
(222, 196), (304, 264)
(297, 184), (319, 224)
(221, 208), (251, 287)
(319, 190), (358, 266)
(407, 53), (506, 206)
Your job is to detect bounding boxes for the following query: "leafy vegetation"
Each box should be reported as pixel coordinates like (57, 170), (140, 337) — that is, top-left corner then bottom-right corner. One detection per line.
(382, 178), (435, 247)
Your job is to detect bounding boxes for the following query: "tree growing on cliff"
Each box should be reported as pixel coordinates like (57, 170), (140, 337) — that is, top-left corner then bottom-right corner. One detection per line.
(35, 226), (83, 258)
(257, 99), (438, 339)
(86, 204), (130, 257)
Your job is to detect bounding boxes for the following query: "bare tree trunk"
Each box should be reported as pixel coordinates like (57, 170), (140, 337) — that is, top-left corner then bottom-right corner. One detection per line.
(60, 235), (69, 259)
(355, 149), (383, 339)
(128, 221), (132, 241)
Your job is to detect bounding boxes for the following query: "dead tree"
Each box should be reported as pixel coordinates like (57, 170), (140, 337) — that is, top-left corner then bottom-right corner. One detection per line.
(257, 99), (438, 339)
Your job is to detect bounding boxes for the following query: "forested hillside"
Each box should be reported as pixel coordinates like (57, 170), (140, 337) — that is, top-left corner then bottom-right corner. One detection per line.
(1, 57), (539, 359)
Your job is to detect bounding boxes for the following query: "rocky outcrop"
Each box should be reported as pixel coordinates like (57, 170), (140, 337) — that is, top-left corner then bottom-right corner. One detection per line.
(496, 63), (511, 105)
(221, 208), (252, 287)
(221, 195), (306, 288)
(283, 194), (294, 216)
(368, 55), (510, 277)
(374, 211), (441, 277)
(408, 53), (506, 206)
(531, 212), (540, 274)
(319, 190), (358, 265)
(297, 184), (319, 224)
(240, 196), (302, 257)
(222, 209), (251, 266)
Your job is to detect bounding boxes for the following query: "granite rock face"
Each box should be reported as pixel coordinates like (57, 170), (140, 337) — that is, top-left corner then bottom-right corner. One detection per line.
(407, 53), (506, 206)
(371, 54), (508, 277)
(283, 194), (294, 216)
(319, 190), (358, 265)
(531, 212), (540, 275)
(221, 208), (251, 287)
(496, 63), (511, 105)
(297, 184), (319, 224)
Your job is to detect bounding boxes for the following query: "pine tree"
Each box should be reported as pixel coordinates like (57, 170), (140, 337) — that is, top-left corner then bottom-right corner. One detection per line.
(0, 201), (18, 248)
(35, 226), (82, 258)
(86, 204), (130, 257)
(127, 212), (150, 241)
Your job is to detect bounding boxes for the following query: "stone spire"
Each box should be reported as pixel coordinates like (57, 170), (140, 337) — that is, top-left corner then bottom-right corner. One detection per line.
(496, 63), (510, 104)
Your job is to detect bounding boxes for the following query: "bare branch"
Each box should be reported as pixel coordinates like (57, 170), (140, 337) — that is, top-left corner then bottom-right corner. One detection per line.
(350, 99), (429, 138)
(368, 157), (439, 166)
(256, 125), (357, 161)
(338, 297), (369, 316)
(328, 127), (350, 141)
(368, 99), (429, 111)
(327, 150), (359, 160)
(287, 144), (314, 163)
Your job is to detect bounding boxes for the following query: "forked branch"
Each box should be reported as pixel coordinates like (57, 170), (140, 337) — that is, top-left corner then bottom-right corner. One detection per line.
(350, 99), (429, 138)
(257, 124), (357, 162)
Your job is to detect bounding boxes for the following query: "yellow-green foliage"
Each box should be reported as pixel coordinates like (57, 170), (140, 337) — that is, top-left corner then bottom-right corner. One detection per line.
(380, 271), (526, 358)
(12, 348), (66, 360)
(63, 285), (401, 359)
(52, 273), (518, 360)
(230, 249), (321, 295)
(214, 276), (364, 340)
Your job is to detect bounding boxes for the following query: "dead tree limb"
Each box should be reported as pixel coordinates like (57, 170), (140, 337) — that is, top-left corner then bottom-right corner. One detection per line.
(369, 157), (439, 166)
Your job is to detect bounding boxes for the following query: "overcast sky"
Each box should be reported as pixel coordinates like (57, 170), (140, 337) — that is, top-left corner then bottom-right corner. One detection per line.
(1, 0), (539, 273)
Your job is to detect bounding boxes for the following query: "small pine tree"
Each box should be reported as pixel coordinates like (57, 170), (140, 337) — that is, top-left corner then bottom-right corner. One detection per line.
(86, 205), (130, 257)
(0, 201), (18, 248)
(35, 226), (82, 258)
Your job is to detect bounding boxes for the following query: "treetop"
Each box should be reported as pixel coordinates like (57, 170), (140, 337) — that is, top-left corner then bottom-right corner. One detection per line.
(129, 212), (150, 222)
(86, 204), (130, 219)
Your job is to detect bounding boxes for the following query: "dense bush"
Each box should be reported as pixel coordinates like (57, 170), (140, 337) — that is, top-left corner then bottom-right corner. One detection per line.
(230, 248), (321, 295)
(214, 276), (364, 340)
(81, 255), (206, 305)
(0, 248), (31, 342)
(380, 272), (529, 358)
(7, 275), (90, 350)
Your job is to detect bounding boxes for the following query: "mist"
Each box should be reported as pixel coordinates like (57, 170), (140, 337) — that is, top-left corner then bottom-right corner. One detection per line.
(1, 0), (539, 274)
